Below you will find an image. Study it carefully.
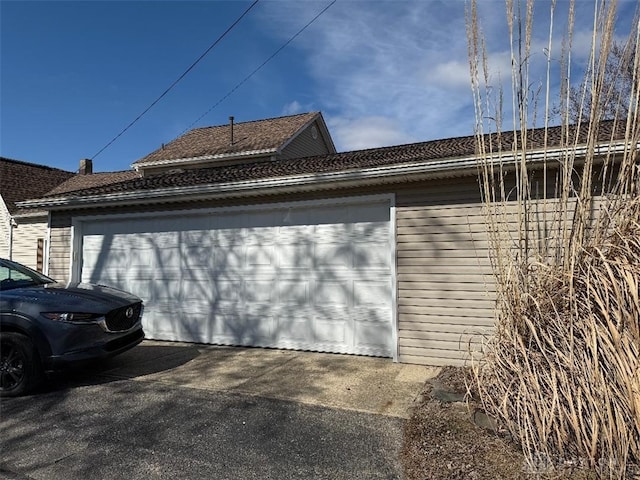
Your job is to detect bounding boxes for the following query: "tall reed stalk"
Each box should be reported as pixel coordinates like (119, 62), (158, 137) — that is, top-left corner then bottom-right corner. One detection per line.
(466, 0), (639, 477)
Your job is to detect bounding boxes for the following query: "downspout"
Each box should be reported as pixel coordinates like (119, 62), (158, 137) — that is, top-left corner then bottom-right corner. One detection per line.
(8, 216), (17, 260)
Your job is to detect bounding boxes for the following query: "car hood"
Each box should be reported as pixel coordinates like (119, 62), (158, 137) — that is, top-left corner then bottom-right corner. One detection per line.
(4, 282), (141, 313)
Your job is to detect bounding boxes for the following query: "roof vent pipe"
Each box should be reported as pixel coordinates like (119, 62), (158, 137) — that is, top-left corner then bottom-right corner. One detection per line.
(229, 116), (234, 146)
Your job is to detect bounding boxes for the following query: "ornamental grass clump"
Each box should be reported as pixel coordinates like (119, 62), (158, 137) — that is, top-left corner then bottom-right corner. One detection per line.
(466, 0), (640, 477)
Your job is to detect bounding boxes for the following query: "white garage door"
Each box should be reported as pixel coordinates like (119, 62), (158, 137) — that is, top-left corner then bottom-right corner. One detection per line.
(79, 199), (394, 357)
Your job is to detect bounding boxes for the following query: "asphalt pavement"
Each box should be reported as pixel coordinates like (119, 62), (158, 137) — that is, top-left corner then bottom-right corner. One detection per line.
(0, 342), (436, 480)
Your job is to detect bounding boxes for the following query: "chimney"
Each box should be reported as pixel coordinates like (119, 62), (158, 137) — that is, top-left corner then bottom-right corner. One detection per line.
(229, 116), (234, 145)
(79, 158), (93, 175)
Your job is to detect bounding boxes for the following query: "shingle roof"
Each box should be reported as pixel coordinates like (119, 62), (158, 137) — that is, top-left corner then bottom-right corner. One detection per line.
(35, 120), (633, 201)
(0, 157), (75, 214)
(134, 112), (321, 165)
(46, 171), (141, 196)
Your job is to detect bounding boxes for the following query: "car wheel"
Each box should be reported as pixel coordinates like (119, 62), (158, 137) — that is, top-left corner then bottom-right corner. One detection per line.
(0, 332), (41, 397)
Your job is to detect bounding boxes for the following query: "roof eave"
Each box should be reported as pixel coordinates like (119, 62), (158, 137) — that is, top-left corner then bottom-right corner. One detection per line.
(18, 141), (635, 211)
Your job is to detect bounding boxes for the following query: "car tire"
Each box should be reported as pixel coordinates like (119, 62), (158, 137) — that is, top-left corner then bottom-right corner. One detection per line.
(0, 332), (42, 397)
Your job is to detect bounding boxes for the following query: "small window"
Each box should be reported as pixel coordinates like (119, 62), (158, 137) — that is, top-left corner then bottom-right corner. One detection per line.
(37, 238), (44, 273)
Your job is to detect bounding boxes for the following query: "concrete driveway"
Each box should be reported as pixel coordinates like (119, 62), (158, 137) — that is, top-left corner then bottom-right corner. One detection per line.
(0, 341), (436, 480)
(98, 341), (435, 418)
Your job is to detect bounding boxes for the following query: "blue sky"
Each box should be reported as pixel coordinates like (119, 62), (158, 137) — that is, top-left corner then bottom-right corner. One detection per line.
(1, 0), (638, 173)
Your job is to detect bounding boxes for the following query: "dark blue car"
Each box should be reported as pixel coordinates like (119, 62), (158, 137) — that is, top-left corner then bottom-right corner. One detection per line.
(0, 258), (144, 396)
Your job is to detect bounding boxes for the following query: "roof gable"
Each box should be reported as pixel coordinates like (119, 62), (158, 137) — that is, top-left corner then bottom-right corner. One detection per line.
(133, 112), (333, 172)
(0, 157), (75, 214)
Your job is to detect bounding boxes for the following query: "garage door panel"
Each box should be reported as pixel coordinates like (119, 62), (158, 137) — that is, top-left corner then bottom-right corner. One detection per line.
(127, 247), (156, 268)
(353, 280), (391, 306)
(180, 280), (215, 302)
(147, 231), (179, 248)
(212, 246), (243, 268)
(152, 279), (182, 302)
(316, 243), (351, 268)
(154, 247), (180, 267)
(244, 280), (274, 302)
(315, 222), (350, 241)
(277, 280), (310, 304)
(145, 303), (211, 343)
(277, 244), (313, 268)
(209, 312), (274, 343)
(182, 246), (213, 268)
(353, 242), (389, 268)
(273, 312), (311, 342)
(235, 314), (274, 343)
(80, 199), (393, 357)
(312, 318), (348, 344)
(211, 228), (246, 246)
(182, 230), (215, 247)
(277, 223), (315, 240)
(246, 229), (277, 245)
(314, 281), (350, 306)
(212, 280), (242, 304)
(246, 245), (275, 267)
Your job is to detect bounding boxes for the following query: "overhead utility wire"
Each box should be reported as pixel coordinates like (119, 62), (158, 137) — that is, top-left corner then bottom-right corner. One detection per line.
(91, 0), (261, 160)
(181, 0), (337, 135)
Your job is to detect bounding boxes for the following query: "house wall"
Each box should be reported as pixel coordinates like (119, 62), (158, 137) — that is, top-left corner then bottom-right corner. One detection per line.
(47, 179), (497, 366)
(0, 197), (10, 258)
(11, 216), (48, 271)
(280, 120), (334, 160)
(49, 211), (74, 280)
(395, 179), (494, 366)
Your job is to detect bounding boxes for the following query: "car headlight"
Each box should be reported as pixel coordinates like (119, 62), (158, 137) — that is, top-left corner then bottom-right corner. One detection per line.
(42, 312), (103, 323)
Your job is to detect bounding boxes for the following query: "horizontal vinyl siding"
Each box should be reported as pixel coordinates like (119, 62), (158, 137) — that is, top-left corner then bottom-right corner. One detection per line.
(396, 179), (495, 366)
(11, 218), (47, 271)
(0, 198), (10, 258)
(280, 120), (333, 159)
(48, 211), (73, 282)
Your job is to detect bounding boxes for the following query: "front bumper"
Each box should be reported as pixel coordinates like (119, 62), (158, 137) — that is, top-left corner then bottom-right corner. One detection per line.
(44, 327), (144, 370)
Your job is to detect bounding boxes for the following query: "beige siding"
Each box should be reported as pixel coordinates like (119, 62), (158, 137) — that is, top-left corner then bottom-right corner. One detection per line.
(280, 120), (333, 160)
(0, 197), (10, 258)
(396, 179), (495, 366)
(11, 217), (48, 271)
(48, 211), (73, 281)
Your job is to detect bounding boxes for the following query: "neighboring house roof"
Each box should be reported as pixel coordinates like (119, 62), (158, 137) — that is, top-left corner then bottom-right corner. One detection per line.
(18, 119), (635, 210)
(0, 157), (75, 215)
(46, 171), (141, 196)
(133, 111), (334, 168)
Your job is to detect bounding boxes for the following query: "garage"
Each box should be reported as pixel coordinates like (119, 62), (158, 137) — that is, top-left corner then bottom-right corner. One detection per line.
(77, 197), (395, 357)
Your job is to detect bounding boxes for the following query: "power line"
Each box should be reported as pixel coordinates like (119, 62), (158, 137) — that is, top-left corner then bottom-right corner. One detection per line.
(181, 0), (337, 135)
(91, 0), (260, 160)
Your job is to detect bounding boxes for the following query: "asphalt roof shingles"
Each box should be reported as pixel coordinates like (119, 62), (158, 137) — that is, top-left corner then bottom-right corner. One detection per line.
(0, 157), (75, 213)
(46, 171), (141, 196)
(134, 112), (320, 165)
(36, 119), (632, 201)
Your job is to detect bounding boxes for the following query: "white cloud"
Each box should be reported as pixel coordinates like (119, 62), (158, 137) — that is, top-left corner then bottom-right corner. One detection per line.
(257, 0), (638, 151)
(328, 116), (416, 151)
(424, 60), (473, 90)
(281, 100), (303, 116)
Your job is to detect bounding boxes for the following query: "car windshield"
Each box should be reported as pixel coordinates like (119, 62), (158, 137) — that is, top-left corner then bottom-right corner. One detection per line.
(0, 258), (56, 291)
